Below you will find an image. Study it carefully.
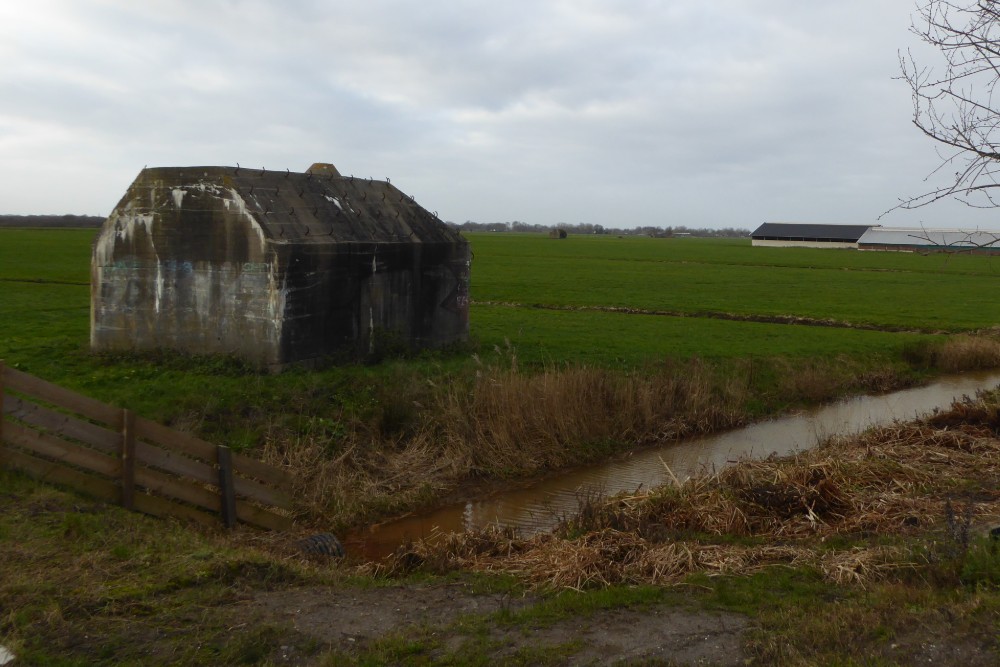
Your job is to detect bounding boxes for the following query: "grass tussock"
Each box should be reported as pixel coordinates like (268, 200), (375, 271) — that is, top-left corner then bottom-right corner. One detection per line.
(367, 390), (1000, 590)
(905, 334), (1000, 372)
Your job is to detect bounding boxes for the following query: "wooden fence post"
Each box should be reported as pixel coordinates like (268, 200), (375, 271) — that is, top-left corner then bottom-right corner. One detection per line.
(121, 409), (136, 510)
(217, 445), (236, 529)
(0, 365), (291, 530)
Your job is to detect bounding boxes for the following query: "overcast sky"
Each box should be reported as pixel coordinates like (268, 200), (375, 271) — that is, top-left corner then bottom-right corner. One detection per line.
(1, 0), (996, 230)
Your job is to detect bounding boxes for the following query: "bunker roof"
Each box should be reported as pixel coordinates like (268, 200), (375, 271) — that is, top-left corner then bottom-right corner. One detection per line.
(129, 165), (462, 246)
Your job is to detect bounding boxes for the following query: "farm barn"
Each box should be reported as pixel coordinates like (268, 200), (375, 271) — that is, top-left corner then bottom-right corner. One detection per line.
(91, 164), (470, 369)
(858, 227), (1000, 254)
(751, 223), (874, 249)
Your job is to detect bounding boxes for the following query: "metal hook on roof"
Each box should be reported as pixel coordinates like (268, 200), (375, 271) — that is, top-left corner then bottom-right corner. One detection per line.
(288, 207), (295, 216)
(305, 171), (313, 181)
(285, 168), (290, 178)
(381, 192), (386, 201)
(248, 185), (254, 196)
(361, 191), (367, 200)
(235, 162), (240, 175)
(298, 188), (305, 197)
(386, 177), (390, 184)
(261, 167), (266, 176)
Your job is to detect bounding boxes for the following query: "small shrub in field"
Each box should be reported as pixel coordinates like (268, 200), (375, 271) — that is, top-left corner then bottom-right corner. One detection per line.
(905, 500), (1000, 589)
(959, 536), (1000, 589)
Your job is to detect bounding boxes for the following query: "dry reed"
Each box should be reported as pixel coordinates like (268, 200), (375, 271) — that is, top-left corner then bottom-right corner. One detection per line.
(935, 335), (1000, 371)
(906, 334), (1000, 372)
(262, 358), (751, 528)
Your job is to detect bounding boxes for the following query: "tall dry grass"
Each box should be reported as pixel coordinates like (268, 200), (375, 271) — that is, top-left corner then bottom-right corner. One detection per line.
(264, 358), (751, 527)
(933, 335), (1000, 371)
(429, 358), (749, 476)
(904, 334), (1000, 372)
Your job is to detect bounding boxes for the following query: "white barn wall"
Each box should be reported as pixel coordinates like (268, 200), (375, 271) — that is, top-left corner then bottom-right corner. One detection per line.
(751, 239), (858, 249)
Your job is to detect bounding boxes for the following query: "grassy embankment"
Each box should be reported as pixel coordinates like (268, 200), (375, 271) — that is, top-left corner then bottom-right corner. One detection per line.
(3, 390), (1000, 664)
(3, 229), (1000, 528)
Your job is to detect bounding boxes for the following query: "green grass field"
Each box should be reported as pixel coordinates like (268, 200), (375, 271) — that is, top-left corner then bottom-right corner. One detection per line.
(0, 227), (995, 444)
(5, 228), (979, 372)
(471, 233), (1000, 330)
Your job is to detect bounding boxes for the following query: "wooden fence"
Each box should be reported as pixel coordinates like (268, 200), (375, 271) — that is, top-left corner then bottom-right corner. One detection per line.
(0, 362), (294, 530)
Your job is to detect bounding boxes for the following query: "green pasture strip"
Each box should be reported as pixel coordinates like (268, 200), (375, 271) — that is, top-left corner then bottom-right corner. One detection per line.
(0, 282), (91, 383)
(0, 228), (95, 284)
(467, 233), (1000, 331)
(468, 232), (1000, 275)
(0, 282), (89, 335)
(472, 303), (935, 367)
(0, 229), (963, 379)
(0, 279), (935, 377)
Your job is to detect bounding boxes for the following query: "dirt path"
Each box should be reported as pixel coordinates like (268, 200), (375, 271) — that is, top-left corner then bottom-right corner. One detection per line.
(243, 583), (748, 665)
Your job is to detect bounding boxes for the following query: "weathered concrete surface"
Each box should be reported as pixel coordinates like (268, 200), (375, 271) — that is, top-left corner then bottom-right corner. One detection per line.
(91, 166), (470, 367)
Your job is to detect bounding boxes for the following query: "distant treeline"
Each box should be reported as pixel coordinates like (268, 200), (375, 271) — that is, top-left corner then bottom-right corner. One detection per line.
(0, 214), (747, 237)
(449, 220), (748, 237)
(0, 214), (104, 228)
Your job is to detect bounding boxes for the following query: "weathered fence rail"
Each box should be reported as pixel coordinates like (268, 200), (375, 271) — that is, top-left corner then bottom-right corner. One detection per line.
(0, 361), (294, 530)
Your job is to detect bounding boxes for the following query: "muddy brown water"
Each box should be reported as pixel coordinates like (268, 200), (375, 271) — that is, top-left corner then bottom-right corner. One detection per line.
(346, 371), (1000, 560)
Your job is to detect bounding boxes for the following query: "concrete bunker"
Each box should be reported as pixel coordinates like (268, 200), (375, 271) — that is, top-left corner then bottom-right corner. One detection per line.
(91, 164), (470, 368)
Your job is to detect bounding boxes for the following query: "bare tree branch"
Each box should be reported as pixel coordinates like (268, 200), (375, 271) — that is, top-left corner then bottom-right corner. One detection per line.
(886, 0), (1000, 216)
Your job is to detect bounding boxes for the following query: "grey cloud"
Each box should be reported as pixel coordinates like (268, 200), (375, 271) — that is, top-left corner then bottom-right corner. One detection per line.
(0, 0), (994, 228)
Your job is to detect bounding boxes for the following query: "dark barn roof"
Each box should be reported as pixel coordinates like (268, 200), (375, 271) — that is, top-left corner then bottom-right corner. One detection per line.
(751, 223), (874, 243)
